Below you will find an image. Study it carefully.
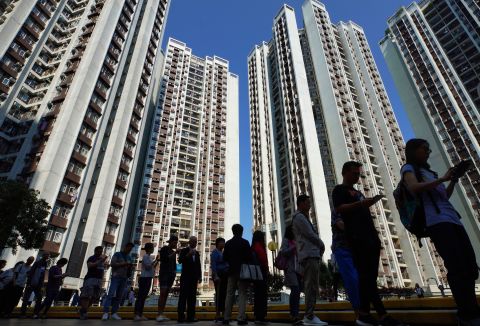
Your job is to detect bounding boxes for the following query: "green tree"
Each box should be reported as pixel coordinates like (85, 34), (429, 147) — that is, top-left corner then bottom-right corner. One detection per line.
(267, 272), (284, 294)
(0, 180), (50, 253)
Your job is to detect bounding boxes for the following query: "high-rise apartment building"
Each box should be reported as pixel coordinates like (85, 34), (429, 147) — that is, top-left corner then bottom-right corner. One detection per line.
(249, 0), (446, 287)
(380, 0), (480, 261)
(129, 38), (239, 290)
(0, 0), (170, 290)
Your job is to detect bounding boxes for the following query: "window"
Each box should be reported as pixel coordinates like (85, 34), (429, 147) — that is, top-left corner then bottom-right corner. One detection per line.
(53, 230), (63, 243)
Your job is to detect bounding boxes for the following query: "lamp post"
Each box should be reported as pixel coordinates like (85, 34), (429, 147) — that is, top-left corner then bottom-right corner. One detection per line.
(267, 241), (278, 275)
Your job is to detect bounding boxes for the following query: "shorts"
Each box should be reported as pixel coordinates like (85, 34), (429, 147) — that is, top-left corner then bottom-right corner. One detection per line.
(80, 278), (102, 299)
(159, 273), (176, 289)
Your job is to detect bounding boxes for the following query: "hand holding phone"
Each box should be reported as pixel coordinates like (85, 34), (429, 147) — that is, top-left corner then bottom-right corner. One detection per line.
(452, 159), (472, 179)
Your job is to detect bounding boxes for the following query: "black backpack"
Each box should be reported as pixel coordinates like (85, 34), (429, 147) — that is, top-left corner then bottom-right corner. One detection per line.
(393, 165), (440, 246)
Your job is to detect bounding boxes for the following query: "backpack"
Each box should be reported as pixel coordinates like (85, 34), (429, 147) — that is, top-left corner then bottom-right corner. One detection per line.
(393, 165), (440, 246)
(274, 252), (288, 270)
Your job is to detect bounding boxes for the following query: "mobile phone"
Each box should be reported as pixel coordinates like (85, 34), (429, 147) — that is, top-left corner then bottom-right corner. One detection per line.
(373, 194), (384, 201)
(453, 159), (472, 178)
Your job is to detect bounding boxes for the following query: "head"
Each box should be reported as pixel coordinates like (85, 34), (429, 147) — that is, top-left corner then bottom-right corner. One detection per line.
(405, 138), (431, 167)
(14, 261), (24, 269)
(252, 230), (266, 248)
(26, 256), (35, 266)
(57, 258), (68, 267)
(144, 242), (154, 254)
(189, 236), (198, 248)
(297, 194), (311, 213)
(284, 224), (295, 241)
(124, 242), (134, 254)
(215, 237), (225, 251)
(342, 161), (363, 185)
(0, 260), (5, 270)
(94, 246), (103, 256)
(41, 252), (51, 261)
(415, 283), (420, 288)
(232, 224), (244, 237)
(167, 235), (179, 248)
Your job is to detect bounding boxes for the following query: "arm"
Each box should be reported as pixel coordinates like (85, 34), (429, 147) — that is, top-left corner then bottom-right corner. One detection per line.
(446, 179), (458, 199)
(403, 169), (454, 194)
(210, 252), (218, 275)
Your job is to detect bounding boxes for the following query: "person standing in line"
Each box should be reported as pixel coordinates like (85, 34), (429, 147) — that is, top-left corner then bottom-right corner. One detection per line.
(79, 246), (108, 320)
(70, 290), (80, 307)
(414, 284), (424, 299)
(211, 237), (228, 324)
(0, 262), (16, 317)
(280, 225), (302, 324)
(34, 258), (68, 319)
(331, 211), (360, 319)
(177, 236), (201, 323)
(292, 194), (327, 326)
(102, 242), (134, 321)
(20, 252), (50, 317)
(3, 256), (35, 317)
(401, 139), (480, 325)
(156, 235), (179, 322)
(223, 224), (252, 326)
(134, 242), (159, 321)
(251, 230), (269, 325)
(333, 161), (405, 326)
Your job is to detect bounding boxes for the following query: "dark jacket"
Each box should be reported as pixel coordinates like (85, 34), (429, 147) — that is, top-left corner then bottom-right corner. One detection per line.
(223, 236), (252, 275)
(178, 247), (201, 282)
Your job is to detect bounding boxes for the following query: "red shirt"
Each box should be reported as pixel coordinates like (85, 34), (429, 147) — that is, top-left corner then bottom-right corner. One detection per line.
(252, 242), (268, 272)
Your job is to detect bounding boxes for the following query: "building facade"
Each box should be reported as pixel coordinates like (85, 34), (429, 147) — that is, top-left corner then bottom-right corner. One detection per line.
(129, 38), (239, 290)
(249, 0), (446, 287)
(0, 0), (171, 290)
(381, 0), (480, 265)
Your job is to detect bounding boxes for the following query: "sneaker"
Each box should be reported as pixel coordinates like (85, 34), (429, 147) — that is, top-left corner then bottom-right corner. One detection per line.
(356, 314), (378, 326)
(292, 317), (303, 325)
(238, 321), (248, 325)
(33, 315), (39, 319)
(223, 320), (230, 325)
(303, 315), (328, 326)
(79, 312), (88, 320)
(135, 315), (143, 321)
(156, 315), (170, 322)
(255, 321), (270, 325)
(111, 313), (122, 320)
(379, 316), (407, 326)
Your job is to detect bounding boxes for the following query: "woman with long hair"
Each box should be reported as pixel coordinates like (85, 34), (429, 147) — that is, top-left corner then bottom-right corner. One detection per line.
(402, 138), (479, 325)
(251, 230), (269, 325)
(279, 225), (302, 324)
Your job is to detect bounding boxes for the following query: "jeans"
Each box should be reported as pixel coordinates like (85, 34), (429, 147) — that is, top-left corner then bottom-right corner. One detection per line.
(253, 272), (268, 321)
(289, 273), (302, 318)
(134, 277), (152, 316)
(178, 277), (197, 321)
(428, 222), (480, 319)
(103, 277), (127, 314)
(351, 244), (386, 316)
(334, 247), (360, 309)
(35, 287), (59, 315)
(224, 273), (248, 322)
(20, 285), (43, 315)
(214, 276), (228, 314)
(302, 257), (320, 319)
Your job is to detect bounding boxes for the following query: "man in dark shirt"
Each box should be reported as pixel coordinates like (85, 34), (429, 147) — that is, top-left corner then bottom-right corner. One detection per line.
(156, 235), (178, 322)
(79, 246), (108, 319)
(34, 257), (68, 318)
(20, 252), (50, 317)
(177, 236), (201, 322)
(223, 224), (251, 325)
(332, 161), (404, 326)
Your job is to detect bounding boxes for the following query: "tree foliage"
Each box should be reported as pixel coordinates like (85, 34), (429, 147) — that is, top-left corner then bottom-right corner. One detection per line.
(267, 272), (285, 294)
(0, 180), (50, 253)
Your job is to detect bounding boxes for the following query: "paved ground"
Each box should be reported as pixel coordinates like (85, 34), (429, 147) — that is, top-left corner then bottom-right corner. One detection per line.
(0, 321), (347, 326)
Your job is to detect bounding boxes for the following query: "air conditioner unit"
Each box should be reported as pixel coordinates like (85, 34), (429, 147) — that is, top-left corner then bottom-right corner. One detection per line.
(81, 218), (87, 223)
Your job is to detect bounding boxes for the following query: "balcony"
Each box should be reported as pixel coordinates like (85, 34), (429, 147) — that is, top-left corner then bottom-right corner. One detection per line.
(111, 195), (123, 206)
(116, 179), (127, 189)
(50, 214), (68, 229)
(123, 147), (133, 158)
(78, 133), (93, 147)
(7, 48), (26, 64)
(57, 191), (74, 206)
(72, 151), (87, 164)
(108, 213), (119, 225)
(65, 170), (81, 184)
(42, 240), (60, 254)
(103, 233), (115, 244)
(0, 62), (19, 78)
(119, 162), (130, 172)
(84, 116), (98, 130)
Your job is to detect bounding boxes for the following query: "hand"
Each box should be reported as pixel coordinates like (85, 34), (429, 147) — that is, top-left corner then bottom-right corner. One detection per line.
(155, 255), (160, 261)
(441, 167), (456, 182)
(61, 273), (67, 278)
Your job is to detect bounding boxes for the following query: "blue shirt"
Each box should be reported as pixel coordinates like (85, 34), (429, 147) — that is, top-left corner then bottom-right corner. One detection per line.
(401, 164), (461, 227)
(210, 248), (228, 276)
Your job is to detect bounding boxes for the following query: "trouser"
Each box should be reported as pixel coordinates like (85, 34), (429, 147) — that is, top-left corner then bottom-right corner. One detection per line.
(35, 287), (59, 315)
(224, 273), (248, 322)
(103, 277), (127, 314)
(20, 285), (43, 315)
(214, 276), (228, 314)
(4, 285), (25, 315)
(253, 272), (268, 321)
(302, 257), (320, 319)
(134, 277), (152, 316)
(289, 285), (301, 317)
(428, 222), (480, 319)
(334, 247), (360, 309)
(352, 244), (386, 316)
(178, 277), (197, 321)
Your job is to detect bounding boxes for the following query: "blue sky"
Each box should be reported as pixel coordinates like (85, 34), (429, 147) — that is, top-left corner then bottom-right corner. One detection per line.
(162, 0), (417, 239)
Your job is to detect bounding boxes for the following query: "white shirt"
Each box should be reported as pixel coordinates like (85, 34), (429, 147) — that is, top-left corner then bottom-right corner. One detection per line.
(141, 254), (154, 278)
(14, 263), (31, 287)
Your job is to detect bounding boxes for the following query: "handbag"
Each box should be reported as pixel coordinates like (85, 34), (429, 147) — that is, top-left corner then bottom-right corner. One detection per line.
(239, 263), (263, 281)
(274, 253), (288, 270)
